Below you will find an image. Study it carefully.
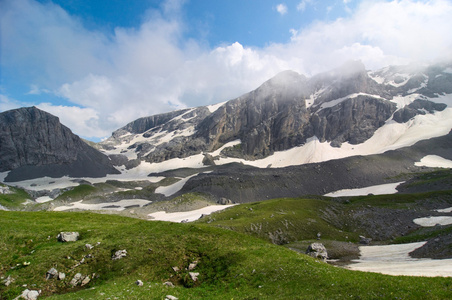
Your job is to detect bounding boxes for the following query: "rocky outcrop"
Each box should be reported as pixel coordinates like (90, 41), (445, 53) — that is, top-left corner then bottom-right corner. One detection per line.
(311, 96), (396, 145)
(0, 107), (119, 181)
(393, 99), (447, 123)
(306, 243), (328, 261)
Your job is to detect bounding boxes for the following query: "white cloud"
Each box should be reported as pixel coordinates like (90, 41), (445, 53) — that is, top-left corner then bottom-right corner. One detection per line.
(287, 0), (452, 71)
(276, 3), (288, 15)
(36, 103), (105, 139)
(0, 95), (24, 112)
(297, 0), (312, 12)
(2, 0), (452, 140)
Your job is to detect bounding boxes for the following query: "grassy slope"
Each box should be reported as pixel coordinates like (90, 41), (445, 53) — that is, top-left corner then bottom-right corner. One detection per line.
(1, 211), (452, 299)
(0, 184), (30, 210)
(196, 198), (358, 244)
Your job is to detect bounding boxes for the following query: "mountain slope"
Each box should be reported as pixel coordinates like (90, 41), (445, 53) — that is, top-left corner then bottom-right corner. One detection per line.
(0, 107), (120, 181)
(100, 60), (452, 167)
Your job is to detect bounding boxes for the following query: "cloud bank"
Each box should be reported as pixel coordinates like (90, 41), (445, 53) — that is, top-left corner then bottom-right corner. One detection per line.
(2, 0), (452, 139)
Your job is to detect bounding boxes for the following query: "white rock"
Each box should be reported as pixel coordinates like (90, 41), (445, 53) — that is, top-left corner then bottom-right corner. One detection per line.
(57, 232), (80, 242)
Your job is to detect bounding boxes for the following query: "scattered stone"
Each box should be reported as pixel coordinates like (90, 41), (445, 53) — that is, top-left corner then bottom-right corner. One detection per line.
(70, 273), (83, 286)
(359, 235), (372, 245)
(165, 295), (178, 300)
(189, 272), (199, 282)
(57, 232), (80, 242)
(15, 289), (41, 300)
(135, 280), (143, 286)
(306, 243), (328, 262)
(58, 272), (65, 280)
(188, 261), (198, 271)
(172, 266), (180, 272)
(163, 281), (175, 288)
(4, 275), (14, 286)
(85, 244), (94, 250)
(81, 276), (90, 286)
(112, 249), (127, 260)
(46, 268), (58, 280)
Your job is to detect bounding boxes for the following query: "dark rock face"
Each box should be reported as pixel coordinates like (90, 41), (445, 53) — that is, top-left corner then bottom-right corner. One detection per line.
(0, 107), (119, 181)
(393, 99), (447, 123)
(312, 96), (396, 145)
(195, 71), (311, 158)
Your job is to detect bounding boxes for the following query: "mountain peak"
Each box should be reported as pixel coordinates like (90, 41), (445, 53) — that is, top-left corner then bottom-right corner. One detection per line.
(0, 106), (119, 181)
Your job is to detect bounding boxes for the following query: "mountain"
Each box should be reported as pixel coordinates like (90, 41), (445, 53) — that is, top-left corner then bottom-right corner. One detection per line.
(100, 60), (452, 167)
(0, 107), (120, 181)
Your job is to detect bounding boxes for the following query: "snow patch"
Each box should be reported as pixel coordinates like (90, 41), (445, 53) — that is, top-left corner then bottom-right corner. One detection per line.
(346, 242), (452, 277)
(437, 207), (452, 213)
(407, 75), (428, 94)
(415, 155), (452, 168)
(148, 205), (235, 223)
(443, 67), (452, 74)
(54, 199), (152, 212)
(317, 93), (384, 111)
(0, 171), (10, 183)
(207, 101), (227, 113)
(390, 93), (421, 109)
(324, 182), (403, 197)
(368, 72), (385, 84)
(155, 174), (199, 197)
(413, 216), (452, 227)
(35, 196), (53, 203)
(387, 73), (412, 87)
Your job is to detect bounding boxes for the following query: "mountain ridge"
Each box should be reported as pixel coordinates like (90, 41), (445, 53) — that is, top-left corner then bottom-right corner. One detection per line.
(99, 60), (452, 166)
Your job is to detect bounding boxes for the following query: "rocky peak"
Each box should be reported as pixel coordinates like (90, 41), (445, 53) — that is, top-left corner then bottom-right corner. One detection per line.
(0, 106), (119, 181)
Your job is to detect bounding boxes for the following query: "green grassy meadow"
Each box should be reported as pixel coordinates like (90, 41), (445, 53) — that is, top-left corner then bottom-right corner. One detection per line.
(1, 209), (452, 299)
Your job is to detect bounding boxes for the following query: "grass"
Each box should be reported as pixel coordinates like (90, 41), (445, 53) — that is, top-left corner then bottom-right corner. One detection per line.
(1, 210), (452, 299)
(0, 184), (30, 209)
(196, 197), (360, 244)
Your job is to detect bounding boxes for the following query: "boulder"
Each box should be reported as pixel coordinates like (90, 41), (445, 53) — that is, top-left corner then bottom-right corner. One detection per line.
(163, 281), (175, 288)
(359, 235), (372, 245)
(189, 272), (199, 282)
(70, 273), (83, 286)
(81, 276), (90, 286)
(45, 268), (58, 280)
(306, 243), (328, 261)
(57, 232), (80, 242)
(135, 280), (143, 286)
(165, 296), (178, 300)
(15, 289), (41, 300)
(217, 197), (233, 205)
(58, 272), (65, 280)
(188, 261), (198, 271)
(112, 249), (127, 260)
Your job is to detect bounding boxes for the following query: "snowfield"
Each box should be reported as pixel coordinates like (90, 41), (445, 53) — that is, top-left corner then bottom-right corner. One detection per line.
(147, 204), (235, 223)
(53, 199), (152, 211)
(324, 182), (404, 197)
(346, 242), (452, 277)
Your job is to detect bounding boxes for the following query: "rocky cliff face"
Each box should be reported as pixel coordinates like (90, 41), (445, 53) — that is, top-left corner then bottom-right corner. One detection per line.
(99, 60), (452, 164)
(0, 107), (119, 181)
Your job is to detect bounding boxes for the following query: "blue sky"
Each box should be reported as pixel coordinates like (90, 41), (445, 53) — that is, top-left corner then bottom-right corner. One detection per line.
(1, 0), (452, 141)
